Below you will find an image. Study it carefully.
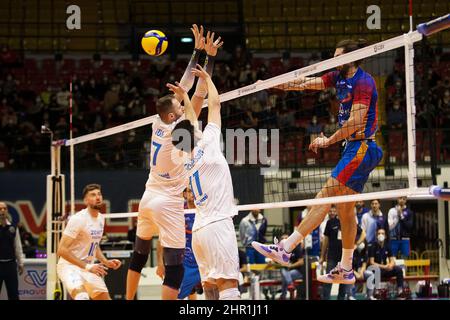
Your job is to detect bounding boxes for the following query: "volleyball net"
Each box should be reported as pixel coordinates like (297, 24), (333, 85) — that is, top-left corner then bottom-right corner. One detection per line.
(42, 14), (450, 299)
(58, 25), (450, 214)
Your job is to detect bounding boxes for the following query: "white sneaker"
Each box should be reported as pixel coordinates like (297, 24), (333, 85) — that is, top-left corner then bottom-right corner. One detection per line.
(317, 262), (356, 284)
(251, 238), (291, 266)
(348, 296), (357, 300)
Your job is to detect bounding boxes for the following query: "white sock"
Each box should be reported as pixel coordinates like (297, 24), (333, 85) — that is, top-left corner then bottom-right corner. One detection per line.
(74, 292), (90, 300)
(219, 288), (241, 300)
(340, 249), (354, 271)
(283, 230), (304, 253)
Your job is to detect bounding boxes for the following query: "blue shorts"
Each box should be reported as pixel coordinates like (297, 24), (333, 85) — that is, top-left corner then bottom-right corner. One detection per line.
(177, 264), (201, 299)
(331, 140), (383, 193)
(390, 239), (410, 257)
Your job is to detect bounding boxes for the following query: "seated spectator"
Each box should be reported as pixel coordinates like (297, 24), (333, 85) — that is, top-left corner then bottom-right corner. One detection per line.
(365, 228), (407, 299)
(387, 99), (406, 129)
(278, 233), (304, 300)
(388, 197), (414, 258)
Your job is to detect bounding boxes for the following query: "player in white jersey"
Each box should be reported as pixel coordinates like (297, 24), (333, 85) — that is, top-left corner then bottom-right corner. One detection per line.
(57, 184), (121, 300)
(126, 25), (224, 300)
(170, 64), (240, 300)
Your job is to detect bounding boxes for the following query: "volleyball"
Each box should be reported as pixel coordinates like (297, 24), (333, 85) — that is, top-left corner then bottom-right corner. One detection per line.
(141, 30), (168, 56)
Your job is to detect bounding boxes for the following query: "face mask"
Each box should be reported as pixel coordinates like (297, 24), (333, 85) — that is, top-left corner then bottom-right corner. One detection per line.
(357, 242), (365, 252)
(377, 234), (385, 243)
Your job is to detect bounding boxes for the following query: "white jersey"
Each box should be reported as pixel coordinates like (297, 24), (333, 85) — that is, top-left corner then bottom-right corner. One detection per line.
(58, 208), (105, 266)
(184, 123), (238, 231)
(145, 115), (188, 196)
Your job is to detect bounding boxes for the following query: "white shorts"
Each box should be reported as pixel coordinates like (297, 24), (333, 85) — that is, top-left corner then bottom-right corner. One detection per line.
(137, 190), (185, 249)
(57, 263), (108, 298)
(192, 217), (240, 284)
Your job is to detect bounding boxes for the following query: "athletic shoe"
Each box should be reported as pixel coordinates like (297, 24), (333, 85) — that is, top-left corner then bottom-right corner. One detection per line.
(348, 296), (357, 300)
(251, 238), (291, 266)
(368, 296), (378, 300)
(317, 262), (356, 284)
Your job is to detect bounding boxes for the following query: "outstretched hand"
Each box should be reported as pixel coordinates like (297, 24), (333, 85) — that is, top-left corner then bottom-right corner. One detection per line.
(191, 64), (210, 80)
(191, 24), (205, 51)
(166, 81), (187, 96)
(309, 132), (330, 153)
(204, 30), (223, 56)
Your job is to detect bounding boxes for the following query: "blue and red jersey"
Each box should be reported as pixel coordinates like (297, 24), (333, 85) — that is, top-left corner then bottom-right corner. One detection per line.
(321, 67), (378, 139)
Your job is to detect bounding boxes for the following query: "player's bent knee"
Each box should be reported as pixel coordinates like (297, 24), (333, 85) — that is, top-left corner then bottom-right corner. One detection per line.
(162, 248), (185, 289)
(163, 264), (184, 290)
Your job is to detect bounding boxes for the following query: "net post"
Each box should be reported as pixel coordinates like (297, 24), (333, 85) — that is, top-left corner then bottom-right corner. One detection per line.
(46, 142), (65, 300)
(403, 33), (418, 191)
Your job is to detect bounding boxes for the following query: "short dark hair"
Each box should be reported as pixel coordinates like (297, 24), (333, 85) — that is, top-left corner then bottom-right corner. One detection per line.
(171, 119), (196, 152)
(336, 38), (368, 66)
(156, 94), (176, 117)
(83, 184), (101, 198)
(371, 199), (380, 204)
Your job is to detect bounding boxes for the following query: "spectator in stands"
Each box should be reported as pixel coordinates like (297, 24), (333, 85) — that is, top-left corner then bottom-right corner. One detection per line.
(366, 228), (407, 299)
(277, 106), (296, 131)
(0, 44), (19, 69)
(319, 205), (364, 300)
(17, 222), (36, 258)
(279, 233), (304, 300)
(306, 116), (323, 143)
(361, 199), (388, 244)
(323, 115), (339, 137)
(240, 109), (258, 128)
(387, 99), (406, 129)
(388, 197), (414, 258)
(355, 201), (369, 226)
(37, 224), (47, 250)
(239, 209), (268, 264)
(104, 84), (120, 113)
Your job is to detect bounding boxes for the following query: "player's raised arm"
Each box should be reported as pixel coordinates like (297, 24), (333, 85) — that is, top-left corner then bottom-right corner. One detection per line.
(191, 64), (221, 128)
(191, 30), (224, 117)
(175, 24), (205, 102)
(272, 76), (325, 91)
(166, 81), (198, 130)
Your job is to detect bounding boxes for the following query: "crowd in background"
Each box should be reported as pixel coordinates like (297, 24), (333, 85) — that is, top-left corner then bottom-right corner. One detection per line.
(1, 43), (449, 170)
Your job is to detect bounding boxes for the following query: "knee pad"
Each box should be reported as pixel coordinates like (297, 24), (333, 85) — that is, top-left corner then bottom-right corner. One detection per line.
(134, 236), (152, 255)
(129, 251), (149, 273)
(163, 264), (184, 290)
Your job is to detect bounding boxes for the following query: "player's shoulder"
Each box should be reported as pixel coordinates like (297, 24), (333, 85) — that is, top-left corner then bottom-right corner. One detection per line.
(355, 68), (376, 85)
(69, 209), (88, 223)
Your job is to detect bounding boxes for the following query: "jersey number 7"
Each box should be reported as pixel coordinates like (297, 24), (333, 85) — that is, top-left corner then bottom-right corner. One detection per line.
(152, 142), (162, 166)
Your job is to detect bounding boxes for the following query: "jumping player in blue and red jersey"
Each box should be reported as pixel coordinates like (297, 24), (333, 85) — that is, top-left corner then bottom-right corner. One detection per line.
(252, 39), (383, 285)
